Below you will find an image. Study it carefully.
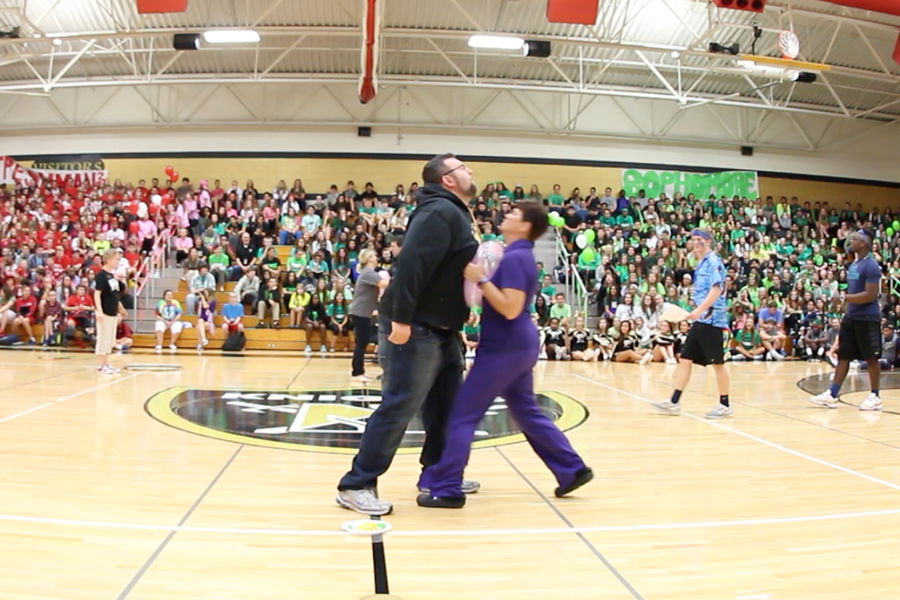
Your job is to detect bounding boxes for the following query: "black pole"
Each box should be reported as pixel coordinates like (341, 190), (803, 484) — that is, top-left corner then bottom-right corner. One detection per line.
(370, 516), (390, 594)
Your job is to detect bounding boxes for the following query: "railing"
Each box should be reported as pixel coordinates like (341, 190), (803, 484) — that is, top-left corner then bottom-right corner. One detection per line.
(890, 275), (900, 299)
(130, 226), (174, 332)
(554, 230), (590, 319)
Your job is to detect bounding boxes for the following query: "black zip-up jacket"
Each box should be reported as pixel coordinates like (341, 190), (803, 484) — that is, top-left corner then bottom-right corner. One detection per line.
(380, 183), (478, 330)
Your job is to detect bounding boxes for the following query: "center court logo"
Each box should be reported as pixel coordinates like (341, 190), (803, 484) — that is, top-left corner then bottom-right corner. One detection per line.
(145, 387), (588, 454)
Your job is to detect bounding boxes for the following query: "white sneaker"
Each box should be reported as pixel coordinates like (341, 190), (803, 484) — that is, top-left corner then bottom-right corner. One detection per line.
(539, 351), (548, 360)
(859, 393), (883, 412)
(114, 344), (123, 351)
(731, 354), (745, 361)
(810, 390), (839, 409)
(202, 338), (209, 347)
(305, 345), (312, 353)
(705, 404), (734, 419)
(465, 349), (476, 359)
(335, 489), (393, 516)
(773, 350), (785, 361)
(640, 351), (653, 365)
(753, 354), (764, 361)
(155, 345), (162, 351)
(652, 400), (681, 415)
(169, 344), (178, 351)
(666, 357), (678, 365)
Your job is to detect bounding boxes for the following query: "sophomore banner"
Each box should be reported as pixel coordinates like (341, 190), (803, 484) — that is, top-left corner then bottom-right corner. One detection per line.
(622, 169), (759, 200)
(1, 156), (107, 188)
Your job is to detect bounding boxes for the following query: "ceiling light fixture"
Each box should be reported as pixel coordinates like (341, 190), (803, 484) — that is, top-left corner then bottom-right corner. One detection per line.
(52, 38), (62, 46)
(467, 35), (525, 50)
(202, 30), (260, 44)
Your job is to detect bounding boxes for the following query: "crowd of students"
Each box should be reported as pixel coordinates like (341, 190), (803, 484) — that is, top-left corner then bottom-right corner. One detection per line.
(3, 175), (900, 365)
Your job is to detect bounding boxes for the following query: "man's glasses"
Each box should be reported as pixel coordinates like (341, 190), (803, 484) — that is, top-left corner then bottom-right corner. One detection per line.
(441, 164), (466, 178)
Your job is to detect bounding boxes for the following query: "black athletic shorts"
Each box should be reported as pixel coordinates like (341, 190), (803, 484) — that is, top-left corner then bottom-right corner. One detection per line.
(838, 318), (881, 361)
(680, 322), (725, 366)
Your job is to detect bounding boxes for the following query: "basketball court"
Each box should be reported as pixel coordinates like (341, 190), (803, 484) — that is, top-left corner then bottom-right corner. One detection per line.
(2, 350), (899, 600)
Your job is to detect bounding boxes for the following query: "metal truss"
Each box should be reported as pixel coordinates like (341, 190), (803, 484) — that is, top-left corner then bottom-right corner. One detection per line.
(0, 0), (897, 143)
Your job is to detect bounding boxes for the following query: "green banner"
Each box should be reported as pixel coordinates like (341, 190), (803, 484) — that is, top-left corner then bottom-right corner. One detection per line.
(622, 169), (759, 200)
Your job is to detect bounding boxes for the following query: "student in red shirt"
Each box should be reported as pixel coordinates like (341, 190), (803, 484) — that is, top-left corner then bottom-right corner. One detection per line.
(13, 285), (37, 344)
(65, 284), (95, 330)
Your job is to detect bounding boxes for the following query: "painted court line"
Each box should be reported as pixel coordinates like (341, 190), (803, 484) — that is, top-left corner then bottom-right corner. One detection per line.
(0, 372), (143, 424)
(0, 507), (899, 538)
(573, 374), (900, 494)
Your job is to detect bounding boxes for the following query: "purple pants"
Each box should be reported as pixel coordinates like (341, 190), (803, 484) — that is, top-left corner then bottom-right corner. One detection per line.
(419, 349), (586, 498)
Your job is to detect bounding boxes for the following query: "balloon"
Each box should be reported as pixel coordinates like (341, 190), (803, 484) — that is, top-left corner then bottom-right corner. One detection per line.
(171, 171), (180, 182)
(464, 241), (505, 307)
(581, 247), (597, 262)
(379, 271), (391, 281)
(164, 165), (174, 178)
(552, 214), (565, 228)
(584, 229), (596, 243)
(893, 220), (899, 231)
(575, 233), (587, 249)
(888, 228), (895, 237)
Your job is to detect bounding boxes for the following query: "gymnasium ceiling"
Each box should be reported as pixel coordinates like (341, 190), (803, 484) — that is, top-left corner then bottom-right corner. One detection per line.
(0, 0), (899, 151)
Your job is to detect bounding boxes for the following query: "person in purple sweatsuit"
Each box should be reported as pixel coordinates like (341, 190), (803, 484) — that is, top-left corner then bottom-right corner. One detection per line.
(417, 200), (593, 508)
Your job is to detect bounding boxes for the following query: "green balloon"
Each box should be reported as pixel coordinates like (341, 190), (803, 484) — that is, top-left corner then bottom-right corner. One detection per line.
(888, 228), (895, 237)
(584, 229), (596, 243)
(581, 247), (597, 261)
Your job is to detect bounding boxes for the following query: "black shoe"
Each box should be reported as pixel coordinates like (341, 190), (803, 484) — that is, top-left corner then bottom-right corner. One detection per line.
(416, 493), (466, 509)
(555, 467), (594, 498)
(255, 323), (265, 329)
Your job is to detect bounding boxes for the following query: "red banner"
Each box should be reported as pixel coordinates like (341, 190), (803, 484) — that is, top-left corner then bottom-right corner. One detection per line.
(1, 156), (107, 188)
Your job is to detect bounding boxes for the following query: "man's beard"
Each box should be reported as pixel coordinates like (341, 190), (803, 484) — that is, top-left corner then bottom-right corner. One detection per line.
(467, 181), (477, 197)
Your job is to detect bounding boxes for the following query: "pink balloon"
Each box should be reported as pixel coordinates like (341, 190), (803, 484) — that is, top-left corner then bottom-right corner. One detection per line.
(379, 271), (390, 281)
(465, 241), (505, 307)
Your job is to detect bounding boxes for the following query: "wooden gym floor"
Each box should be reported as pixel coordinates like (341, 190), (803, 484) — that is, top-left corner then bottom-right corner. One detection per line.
(1, 349), (899, 600)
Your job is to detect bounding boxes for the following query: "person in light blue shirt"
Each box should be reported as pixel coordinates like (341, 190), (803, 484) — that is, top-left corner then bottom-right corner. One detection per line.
(653, 228), (733, 419)
(300, 205), (322, 233)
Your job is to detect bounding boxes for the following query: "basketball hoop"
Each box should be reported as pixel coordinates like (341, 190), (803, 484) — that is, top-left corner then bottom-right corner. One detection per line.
(778, 30), (800, 60)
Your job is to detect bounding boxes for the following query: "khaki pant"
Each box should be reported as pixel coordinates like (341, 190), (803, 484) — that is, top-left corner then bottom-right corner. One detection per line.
(258, 300), (280, 322)
(95, 313), (118, 356)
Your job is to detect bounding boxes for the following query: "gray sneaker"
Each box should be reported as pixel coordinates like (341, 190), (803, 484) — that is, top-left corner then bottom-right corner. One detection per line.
(652, 400), (682, 415)
(419, 479), (481, 495)
(336, 489), (393, 516)
(705, 404), (734, 419)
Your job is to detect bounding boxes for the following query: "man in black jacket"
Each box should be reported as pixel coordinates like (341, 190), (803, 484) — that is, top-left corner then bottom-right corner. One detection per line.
(337, 154), (480, 515)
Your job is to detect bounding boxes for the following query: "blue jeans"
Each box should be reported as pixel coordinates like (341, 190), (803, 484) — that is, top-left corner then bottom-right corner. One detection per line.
(338, 317), (463, 490)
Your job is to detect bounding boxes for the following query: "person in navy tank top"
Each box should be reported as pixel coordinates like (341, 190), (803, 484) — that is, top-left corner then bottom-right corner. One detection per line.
(417, 200), (593, 508)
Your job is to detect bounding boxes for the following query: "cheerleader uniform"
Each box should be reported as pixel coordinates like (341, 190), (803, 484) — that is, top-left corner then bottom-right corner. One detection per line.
(544, 326), (568, 360)
(613, 333), (641, 358)
(570, 329), (590, 354)
(674, 331), (689, 356)
(654, 331), (676, 349)
(592, 331), (615, 359)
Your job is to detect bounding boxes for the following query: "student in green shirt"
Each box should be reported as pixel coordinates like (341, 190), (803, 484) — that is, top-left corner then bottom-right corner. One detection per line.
(549, 293), (573, 328)
(732, 317), (765, 360)
(540, 274), (556, 298)
(599, 209), (616, 227)
(615, 208), (635, 228)
(207, 245), (231, 291)
(327, 292), (350, 352)
(536, 261), (548, 284)
(547, 184), (566, 207)
(461, 311), (481, 358)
